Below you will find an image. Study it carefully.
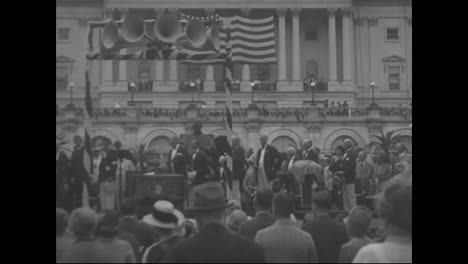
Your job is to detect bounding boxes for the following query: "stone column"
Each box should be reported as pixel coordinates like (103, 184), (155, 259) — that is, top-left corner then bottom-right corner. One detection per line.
(117, 9), (128, 91)
(167, 8), (179, 90)
(368, 17), (379, 93)
(290, 8), (302, 91)
(240, 64), (251, 92)
(276, 8), (289, 91)
(342, 8), (352, 86)
(204, 65), (215, 92)
(328, 8), (338, 85)
(101, 9), (114, 90)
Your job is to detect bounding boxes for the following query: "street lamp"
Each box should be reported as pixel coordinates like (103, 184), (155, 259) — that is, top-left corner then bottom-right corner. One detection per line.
(68, 82), (75, 107)
(190, 81), (196, 102)
(129, 82), (136, 106)
(370, 81), (378, 107)
(310, 80), (316, 106)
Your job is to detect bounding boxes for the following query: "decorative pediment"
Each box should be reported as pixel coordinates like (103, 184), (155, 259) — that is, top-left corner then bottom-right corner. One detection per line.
(382, 55), (405, 63)
(56, 55), (74, 63)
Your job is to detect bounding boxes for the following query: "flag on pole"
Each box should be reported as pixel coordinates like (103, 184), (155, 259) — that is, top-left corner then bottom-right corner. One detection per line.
(81, 60), (94, 207)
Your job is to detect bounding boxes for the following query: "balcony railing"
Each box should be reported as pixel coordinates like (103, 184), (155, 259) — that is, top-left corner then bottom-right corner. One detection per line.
(57, 105), (411, 123)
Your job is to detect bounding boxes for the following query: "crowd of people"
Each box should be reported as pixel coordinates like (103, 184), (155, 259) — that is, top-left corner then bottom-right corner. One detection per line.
(57, 130), (412, 263)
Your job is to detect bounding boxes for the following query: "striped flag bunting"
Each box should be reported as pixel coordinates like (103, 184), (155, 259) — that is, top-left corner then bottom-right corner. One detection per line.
(86, 15), (276, 64)
(223, 24), (234, 194)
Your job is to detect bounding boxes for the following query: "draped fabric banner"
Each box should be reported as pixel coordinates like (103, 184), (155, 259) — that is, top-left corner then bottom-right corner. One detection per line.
(86, 15), (276, 64)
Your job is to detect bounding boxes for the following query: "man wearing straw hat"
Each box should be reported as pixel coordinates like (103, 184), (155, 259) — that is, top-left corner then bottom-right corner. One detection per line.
(141, 200), (186, 263)
(164, 182), (265, 263)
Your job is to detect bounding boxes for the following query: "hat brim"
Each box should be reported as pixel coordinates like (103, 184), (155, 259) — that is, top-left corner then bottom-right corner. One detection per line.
(184, 200), (235, 213)
(142, 209), (185, 229)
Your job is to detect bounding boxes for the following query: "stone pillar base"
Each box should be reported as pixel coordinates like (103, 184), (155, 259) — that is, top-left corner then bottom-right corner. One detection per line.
(289, 81), (304, 92)
(204, 81), (215, 92)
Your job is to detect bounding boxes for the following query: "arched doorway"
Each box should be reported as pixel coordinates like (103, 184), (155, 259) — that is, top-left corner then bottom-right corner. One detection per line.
(147, 136), (172, 169)
(271, 136), (297, 154)
(330, 136), (357, 152)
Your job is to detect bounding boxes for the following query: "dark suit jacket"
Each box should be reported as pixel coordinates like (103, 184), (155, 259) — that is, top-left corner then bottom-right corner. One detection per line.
(70, 146), (89, 186)
(304, 148), (319, 163)
(164, 223), (265, 263)
(192, 150), (210, 185)
(342, 150), (357, 184)
(232, 145), (247, 181)
(98, 155), (117, 183)
(239, 212), (275, 240)
(118, 216), (154, 250)
(56, 152), (69, 181)
(302, 215), (349, 263)
(256, 145), (281, 181)
(167, 144), (190, 173)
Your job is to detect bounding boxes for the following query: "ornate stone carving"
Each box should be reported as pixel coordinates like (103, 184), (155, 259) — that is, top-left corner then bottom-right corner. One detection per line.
(246, 123), (260, 133)
(123, 124), (138, 134)
(277, 8), (287, 17)
(367, 122), (383, 134)
(306, 122), (322, 133)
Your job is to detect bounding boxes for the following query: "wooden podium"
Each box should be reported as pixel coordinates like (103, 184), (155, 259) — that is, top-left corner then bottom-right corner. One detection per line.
(125, 171), (187, 211)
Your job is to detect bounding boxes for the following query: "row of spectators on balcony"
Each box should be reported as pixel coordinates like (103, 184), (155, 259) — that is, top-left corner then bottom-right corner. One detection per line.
(128, 78), (153, 92)
(180, 78), (204, 91)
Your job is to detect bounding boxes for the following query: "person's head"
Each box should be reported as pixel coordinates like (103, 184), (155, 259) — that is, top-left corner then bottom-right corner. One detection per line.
(171, 136), (180, 148)
(273, 192), (295, 219)
(343, 139), (354, 151)
(313, 146), (320, 155)
(232, 137), (241, 147)
(302, 139), (312, 150)
(73, 135), (83, 147)
(335, 145), (345, 156)
(56, 208), (69, 236)
(312, 191), (332, 212)
(377, 179), (412, 236)
(113, 141), (122, 150)
(287, 147), (296, 159)
(227, 209), (247, 232)
(142, 200), (185, 238)
(68, 207), (98, 239)
(120, 198), (136, 216)
(303, 212), (315, 225)
(358, 151), (367, 162)
(254, 188), (274, 212)
(344, 206), (372, 238)
(259, 135), (268, 147)
(191, 139), (200, 151)
(96, 210), (120, 238)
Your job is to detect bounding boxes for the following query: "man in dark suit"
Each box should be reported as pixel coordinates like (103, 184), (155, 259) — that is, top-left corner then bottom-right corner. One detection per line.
(69, 135), (90, 209)
(342, 139), (358, 211)
(190, 139), (210, 185)
(239, 188), (275, 240)
(302, 191), (349, 263)
(256, 135), (281, 189)
(164, 182), (265, 263)
(56, 143), (69, 208)
(302, 139), (319, 162)
(232, 137), (247, 199)
(167, 136), (189, 174)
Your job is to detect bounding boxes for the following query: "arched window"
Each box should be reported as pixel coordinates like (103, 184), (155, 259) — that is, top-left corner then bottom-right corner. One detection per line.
(92, 136), (111, 152)
(147, 136), (172, 169)
(271, 136), (297, 154)
(330, 136), (357, 153)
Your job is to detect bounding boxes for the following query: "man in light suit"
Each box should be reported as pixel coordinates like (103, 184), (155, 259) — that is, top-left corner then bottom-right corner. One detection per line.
(256, 135), (281, 190)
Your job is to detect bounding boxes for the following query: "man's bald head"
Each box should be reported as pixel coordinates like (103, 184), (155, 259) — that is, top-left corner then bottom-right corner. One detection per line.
(259, 135), (268, 147)
(343, 139), (354, 150)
